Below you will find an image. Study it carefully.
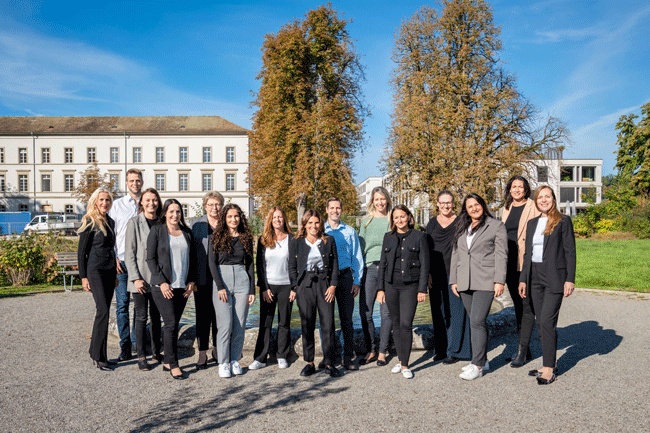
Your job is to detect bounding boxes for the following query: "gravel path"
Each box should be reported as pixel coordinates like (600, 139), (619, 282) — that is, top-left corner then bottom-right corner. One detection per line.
(1, 290), (648, 432)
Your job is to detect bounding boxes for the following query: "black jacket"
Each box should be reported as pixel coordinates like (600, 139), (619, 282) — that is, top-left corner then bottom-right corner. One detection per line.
(288, 235), (339, 290)
(379, 229), (430, 294)
(146, 223), (196, 288)
(77, 215), (117, 279)
(520, 215), (576, 293)
(190, 215), (213, 286)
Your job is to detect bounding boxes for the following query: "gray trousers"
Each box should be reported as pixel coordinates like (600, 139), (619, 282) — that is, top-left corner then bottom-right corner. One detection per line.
(212, 264), (250, 365)
(459, 290), (493, 368)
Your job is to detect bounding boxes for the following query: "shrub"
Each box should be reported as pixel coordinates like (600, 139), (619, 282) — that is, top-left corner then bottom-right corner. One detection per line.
(0, 233), (47, 286)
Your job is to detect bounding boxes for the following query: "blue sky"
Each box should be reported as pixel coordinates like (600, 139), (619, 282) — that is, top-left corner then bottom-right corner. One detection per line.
(1, 0), (649, 182)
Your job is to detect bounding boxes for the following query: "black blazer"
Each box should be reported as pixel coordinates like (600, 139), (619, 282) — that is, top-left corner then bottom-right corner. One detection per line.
(146, 223), (196, 288)
(191, 215), (213, 286)
(379, 229), (430, 294)
(520, 215), (576, 294)
(77, 215), (117, 279)
(208, 236), (256, 295)
(288, 235), (339, 290)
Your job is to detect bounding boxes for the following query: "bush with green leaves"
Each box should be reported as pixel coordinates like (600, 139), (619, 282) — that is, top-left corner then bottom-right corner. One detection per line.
(0, 233), (47, 286)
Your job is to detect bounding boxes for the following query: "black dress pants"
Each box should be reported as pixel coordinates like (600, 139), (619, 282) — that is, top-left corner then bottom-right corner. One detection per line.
(384, 281), (419, 367)
(151, 288), (188, 369)
(506, 246), (535, 348)
(254, 284), (293, 362)
(529, 263), (564, 368)
(88, 270), (116, 362)
(428, 280), (448, 357)
(334, 268), (355, 360)
(195, 283), (218, 352)
(133, 291), (162, 359)
(296, 271), (335, 365)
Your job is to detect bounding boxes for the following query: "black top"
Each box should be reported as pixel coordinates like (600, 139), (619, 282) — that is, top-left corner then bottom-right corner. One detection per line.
(426, 216), (458, 276)
(378, 229), (430, 293)
(145, 217), (157, 229)
(208, 235), (255, 295)
(392, 230), (410, 281)
(219, 237), (246, 265)
(505, 203), (525, 243)
(77, 216), (117, 279)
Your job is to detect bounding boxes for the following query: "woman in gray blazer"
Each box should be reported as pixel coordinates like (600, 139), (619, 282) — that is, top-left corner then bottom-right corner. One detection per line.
(450, 193), (507, 381)
(124, 188), (163, 371)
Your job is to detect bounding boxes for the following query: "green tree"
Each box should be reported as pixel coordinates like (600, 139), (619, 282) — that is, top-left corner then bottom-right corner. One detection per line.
(615, 102), (650, 194)
(73, 162), (115, 205)
(383, 1), (569, 207)
(249, 4), (368, 222)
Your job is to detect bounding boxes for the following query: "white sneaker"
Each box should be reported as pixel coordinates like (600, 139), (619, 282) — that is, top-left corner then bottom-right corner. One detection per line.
(248, 360), (266, 370)
(459, 364), (483, 380)
(277, 358), (289, 369)
(218, 363), (231, 378)
(391, 363), (402, 374)
(462, 360), (489, 371)
(401, 368), (414, 379)
(231, 360), (243, 375)
(462, 363), (473, 371)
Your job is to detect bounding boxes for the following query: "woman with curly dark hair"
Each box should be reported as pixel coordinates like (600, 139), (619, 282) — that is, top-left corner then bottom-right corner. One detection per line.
(208, 203), (255, 378)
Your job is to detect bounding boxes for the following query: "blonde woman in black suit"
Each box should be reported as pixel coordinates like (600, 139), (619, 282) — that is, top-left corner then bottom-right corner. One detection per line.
(519, 186), (576, 385)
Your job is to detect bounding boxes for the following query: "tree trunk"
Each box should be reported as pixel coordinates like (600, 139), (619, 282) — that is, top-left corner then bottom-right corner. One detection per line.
(295, 192), (307, 224)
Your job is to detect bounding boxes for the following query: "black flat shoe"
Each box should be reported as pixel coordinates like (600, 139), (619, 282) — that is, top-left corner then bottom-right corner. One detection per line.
(529, 368), (558, 377)
(442, 356), (460, 365)
(359, 353), (378, 365)
(170, 370), (186, 380)
(195, 362), (208, 371)
(377, 359), (388, 366)
(138, 360), (151, 371)
(537, 373), (556, 385)
(325, 366), (343, 377)
(300, 364), (316, 377)
(95, 361), (113, 371)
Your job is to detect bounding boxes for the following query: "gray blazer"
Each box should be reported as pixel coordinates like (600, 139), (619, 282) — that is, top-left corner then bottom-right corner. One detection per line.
(124, 213), (153, 293)
(449, 216), (508, 292)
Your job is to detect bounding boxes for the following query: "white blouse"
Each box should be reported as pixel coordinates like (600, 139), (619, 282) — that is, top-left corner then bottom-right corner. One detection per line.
(532, 217), (548, 263)
(305, 238), (324, 271)
(264, 236), (291, 285)
(169, 233), (189, 288)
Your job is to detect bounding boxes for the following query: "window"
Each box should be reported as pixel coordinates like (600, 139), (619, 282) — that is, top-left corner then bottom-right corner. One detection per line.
(156, 174), (165, 191)
(110, 174), (119, 192)
(182, 204), (189, 218)
(0, 204), (5, 212)
(0, 174), (5, 192)
(0, 148), (4, 163)
(581, 166), (595, 182)
(179, 147), (188, 163)
(202, 173), (212, 191)
(226, 173), (235, 191)
(133, 147), (142, 163)
(179, 173), (188, 191)
(19, 204), (28, 212)
(581, 187), (597, 203)
(41, 174), (51, 192)
(226, 147), (235, 163)
(559, 187), (575, 203)
(560, 166), (574, 182)
(203, 147), (211, 163)
(64, 174), (74, 192)
(19, 148), (27, 164)
(65, 148), (73, 164)
(42, 148), (50, 164)
(65, 204), (74, 214)
(156, 147), (164, 163)
(537, 166), (548, 183)
(110, 148), (119, 163)
(19, 174), (28, 192)
(87, 148), (96, 163)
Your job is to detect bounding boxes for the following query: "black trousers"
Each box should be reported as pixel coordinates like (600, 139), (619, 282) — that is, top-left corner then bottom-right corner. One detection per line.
(296, 271), (335, 365)
(384, 281), (419, 367)
(133, 291), (162, 359)
(254, 284), (293, 362)
(506, 246), (535, 348)
(334, 268), (355, 360)
(88, 270), (116, 362)
(359, 263), (392, 354)
(530, 263), (564, 368)
(195, 283), (218, 352)
(428, 280), (448, 357)
(151, 288), (188, 369)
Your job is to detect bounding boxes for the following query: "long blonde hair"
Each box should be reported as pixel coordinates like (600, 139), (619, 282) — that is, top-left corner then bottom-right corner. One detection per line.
(534, 186), (562, 235)
(363, 186), (392, 228)
(78, 187), (113, 235)
(260, 206), (292, 248)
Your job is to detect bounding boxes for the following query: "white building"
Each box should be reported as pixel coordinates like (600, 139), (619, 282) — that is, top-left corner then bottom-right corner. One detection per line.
(0, 116), (251, 217)
(355, 176), (384, 212)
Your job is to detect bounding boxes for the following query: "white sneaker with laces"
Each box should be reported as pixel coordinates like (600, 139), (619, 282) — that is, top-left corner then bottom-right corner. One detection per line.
(231, 360), (243, 375)
(401, 368), (414, 379)
(248, 360), (266, 370)
(459, 364), (483, 380)
(391, 363), (402, 374)
(277, 358), (289, 369)
(218, 363), (231, 378)
(462, 360), (489, 371)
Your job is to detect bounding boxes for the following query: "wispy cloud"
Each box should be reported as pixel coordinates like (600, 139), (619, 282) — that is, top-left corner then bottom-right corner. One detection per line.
(534, 26), (603, 43)
(573, 103), (646, 138)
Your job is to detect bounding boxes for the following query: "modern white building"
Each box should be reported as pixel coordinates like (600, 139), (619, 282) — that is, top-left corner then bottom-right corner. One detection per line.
(0, 116), (252, 217)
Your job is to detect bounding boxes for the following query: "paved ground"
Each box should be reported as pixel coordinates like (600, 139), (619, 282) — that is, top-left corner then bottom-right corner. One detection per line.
(1, 289), (648, 432)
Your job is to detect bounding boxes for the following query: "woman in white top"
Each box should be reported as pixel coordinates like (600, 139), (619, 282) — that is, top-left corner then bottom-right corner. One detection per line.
(249, 207), (295, 370)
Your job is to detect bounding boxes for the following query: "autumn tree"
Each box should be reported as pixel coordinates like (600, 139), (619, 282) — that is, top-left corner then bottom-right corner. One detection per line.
(384, 1), (569, 209)
(73, 162), (115, 205)
(249, 4), (368, 222)
(615, 102), (650, 194)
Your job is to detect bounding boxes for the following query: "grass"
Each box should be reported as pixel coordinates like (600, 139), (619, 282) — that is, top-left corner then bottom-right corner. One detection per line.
(0, 282), (76, 296)
(576, 239), (650, 292)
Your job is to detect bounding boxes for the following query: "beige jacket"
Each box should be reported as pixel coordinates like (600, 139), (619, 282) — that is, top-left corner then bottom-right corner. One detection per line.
(501, 198), (541, 271)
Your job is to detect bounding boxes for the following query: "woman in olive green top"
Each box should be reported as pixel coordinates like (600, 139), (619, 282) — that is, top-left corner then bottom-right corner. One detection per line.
(358, 186), (393, 366)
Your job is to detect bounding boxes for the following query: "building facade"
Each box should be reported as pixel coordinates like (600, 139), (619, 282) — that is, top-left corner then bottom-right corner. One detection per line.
(355, 176), (384, 213)
(0, 116), (251, 217)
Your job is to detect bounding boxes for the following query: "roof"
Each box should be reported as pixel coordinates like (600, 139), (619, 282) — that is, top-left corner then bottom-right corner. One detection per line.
(0, 116), (248, 135)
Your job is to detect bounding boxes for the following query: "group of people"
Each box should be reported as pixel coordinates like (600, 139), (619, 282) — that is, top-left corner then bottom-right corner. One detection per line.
(79, 170), (575, 385)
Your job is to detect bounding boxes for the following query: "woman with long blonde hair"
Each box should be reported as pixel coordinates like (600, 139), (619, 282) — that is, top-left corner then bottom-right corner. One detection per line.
(78, 187), (117, 371)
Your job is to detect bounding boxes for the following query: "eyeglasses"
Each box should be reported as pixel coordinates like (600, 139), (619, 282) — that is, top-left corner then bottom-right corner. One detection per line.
(437, 202), (453, 207)
(205, 203), (222, 209)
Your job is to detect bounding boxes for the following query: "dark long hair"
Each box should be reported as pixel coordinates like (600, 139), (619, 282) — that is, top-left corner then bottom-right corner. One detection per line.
(158, 198), (188, 229)
(454, 193), (493, 242)
(137, 188), (163, 219)
(389, 204), (415, 233)
(212, 203), (253, 255)
(295, 209), (327, 243)
(504, 175), (531, 210)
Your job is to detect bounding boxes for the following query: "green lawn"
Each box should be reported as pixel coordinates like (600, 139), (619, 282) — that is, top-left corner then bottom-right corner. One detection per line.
(0, 283), (75, 296)
(576, 239), (650, 292)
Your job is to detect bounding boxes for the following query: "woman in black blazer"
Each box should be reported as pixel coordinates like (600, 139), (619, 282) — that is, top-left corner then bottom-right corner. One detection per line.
(519, 186), (576, 385)
(78, 188), (117, 371)
(288, 209), (341, 378)
(146, 199), (196, 380)
(377, 205), (429, 379)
